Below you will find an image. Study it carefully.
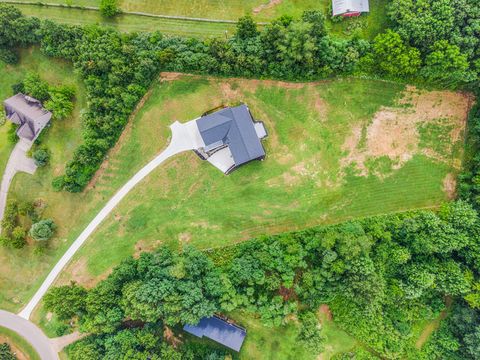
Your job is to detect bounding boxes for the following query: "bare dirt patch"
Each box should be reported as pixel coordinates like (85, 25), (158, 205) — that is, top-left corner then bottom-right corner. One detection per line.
(318, 304), (333, 322)
(134, 239), (163, 258)
(160, 72), (184, 82)
(178, 232), (192, 243)
(341, 88), (471, 177)
(0, 335), (28, 360)
(443, 173), (457, 200)
(220, 82), (240, 101)
(253, 0), (283, 14)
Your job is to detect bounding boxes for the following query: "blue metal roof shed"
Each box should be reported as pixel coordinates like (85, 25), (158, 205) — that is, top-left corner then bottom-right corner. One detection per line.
(183, 316), (246, 352)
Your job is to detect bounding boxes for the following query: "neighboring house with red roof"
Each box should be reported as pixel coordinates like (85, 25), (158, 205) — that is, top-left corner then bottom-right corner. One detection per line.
(332, 0), (369, 17)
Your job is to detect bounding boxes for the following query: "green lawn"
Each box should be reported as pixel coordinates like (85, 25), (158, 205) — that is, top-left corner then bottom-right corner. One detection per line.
(0, 326), (41, 360)
(8, 4), (239, 38)
(3, 0), (389, 39)
(47, 75), (467, 288)
(0, 47), (88, 312)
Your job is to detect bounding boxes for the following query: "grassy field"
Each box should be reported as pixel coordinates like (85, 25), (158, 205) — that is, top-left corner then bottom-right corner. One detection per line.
(43, 74), (469, 290)
(0, 47), (88, 312)
(0, 326), (41, 360)
(3, 0), (389, 39)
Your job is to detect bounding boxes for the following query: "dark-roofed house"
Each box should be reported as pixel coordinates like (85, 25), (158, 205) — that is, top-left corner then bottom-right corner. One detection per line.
(195, 104), (267, 174)
(3, 93), (52, 141)
(332, 0), (369, 17)
(183, 316), (246, 352)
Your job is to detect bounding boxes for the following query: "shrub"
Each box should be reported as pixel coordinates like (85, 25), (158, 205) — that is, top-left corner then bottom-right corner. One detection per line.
(23, 72), (50, 102)
(11, 81), (24, 94)
(33, 148), (50, 167)
(52, 175), (65, 192)
(0, 343), (16, 360)
(29, 219), (56, 241)
(100, 0), (120, 17)
(0, 47), (18, 64)
(7, 123), (18, 143)
(44, 282), (88, 320)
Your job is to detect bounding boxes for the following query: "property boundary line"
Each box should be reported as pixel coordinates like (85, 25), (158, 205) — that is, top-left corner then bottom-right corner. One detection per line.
(0, 1), (268, 25)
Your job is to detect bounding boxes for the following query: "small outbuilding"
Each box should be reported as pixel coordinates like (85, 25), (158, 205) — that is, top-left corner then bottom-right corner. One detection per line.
(332, 0), (369, 17)
(183, 316), (246, 352)
(3, 93), (52, 141)
(195, 104), (267, 174)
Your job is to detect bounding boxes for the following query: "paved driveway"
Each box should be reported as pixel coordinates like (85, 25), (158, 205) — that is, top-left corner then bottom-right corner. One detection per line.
(0, 139), (36, 232)
(0, 310), (58, 360)
(19, 120), (204, 320)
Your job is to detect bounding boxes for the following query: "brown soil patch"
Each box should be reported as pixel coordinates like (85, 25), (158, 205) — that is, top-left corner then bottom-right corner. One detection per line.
(0, 335), (28, 360)
(318, 304), (333, 322)
(443, 173), (457, 200)
(253, 0), (283, 14)
(416, 309), (448, 349)
(134, 239), (163, 258)
(341, 87), (471, 177)
(220, 82), (240, 101)
(178, 232), (192, 243)
(61, 257), (110, 289)
(160, 72), (184, 82)
(164, 326), (183, 348)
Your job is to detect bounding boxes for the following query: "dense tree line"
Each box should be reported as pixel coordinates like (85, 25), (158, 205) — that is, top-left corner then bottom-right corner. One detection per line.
(44, 201), (480, 359)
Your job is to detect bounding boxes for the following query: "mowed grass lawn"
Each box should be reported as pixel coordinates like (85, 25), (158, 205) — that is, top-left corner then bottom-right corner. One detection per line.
(4, 0), (389, 39)
(0, 47), (89, 311)
(52, 74), (468, 288)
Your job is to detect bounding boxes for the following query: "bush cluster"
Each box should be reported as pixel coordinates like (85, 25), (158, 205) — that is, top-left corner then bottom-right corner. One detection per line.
(45, 201), (480, 358)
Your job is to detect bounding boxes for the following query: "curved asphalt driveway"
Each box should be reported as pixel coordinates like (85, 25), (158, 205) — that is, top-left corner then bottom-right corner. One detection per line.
(0, 310), (58, 360)
(19, 120), (204, 320)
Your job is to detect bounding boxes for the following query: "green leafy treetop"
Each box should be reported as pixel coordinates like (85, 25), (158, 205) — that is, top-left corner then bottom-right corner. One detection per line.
(29, 219), (56, 241)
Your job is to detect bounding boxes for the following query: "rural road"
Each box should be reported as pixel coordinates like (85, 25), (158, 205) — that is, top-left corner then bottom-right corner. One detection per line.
(0, 310), (59, 360)
(19, 120), (204, 320)
(0, 138), (36, 233)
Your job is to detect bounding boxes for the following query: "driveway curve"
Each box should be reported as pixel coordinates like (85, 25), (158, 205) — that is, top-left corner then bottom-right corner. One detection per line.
(19, 120), (204, 320)
(0, 310), (58, 360)
(0, 139), (36, 233)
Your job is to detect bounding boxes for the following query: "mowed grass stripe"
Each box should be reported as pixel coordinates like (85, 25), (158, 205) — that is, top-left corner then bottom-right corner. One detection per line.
(9, 4), (238, 37)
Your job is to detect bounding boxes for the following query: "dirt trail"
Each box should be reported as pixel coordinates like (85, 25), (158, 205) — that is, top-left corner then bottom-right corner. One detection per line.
(253, 0), (283, 14)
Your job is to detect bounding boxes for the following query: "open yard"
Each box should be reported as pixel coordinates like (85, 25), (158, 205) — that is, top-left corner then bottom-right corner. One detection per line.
(0, 47), (87, 312)
(44, 74), (470, 290)
(2, 0), (389, 39)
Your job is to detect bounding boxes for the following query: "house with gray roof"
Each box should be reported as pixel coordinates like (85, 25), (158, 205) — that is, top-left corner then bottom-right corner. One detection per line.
(4, 93), (52, 141)
(332, 0), (369, 17)
(195, 104), (267, 174)
(183, 316), (246, 352)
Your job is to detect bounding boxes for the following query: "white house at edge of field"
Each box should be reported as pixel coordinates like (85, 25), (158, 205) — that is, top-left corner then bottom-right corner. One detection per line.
(332, 0), (370, 17)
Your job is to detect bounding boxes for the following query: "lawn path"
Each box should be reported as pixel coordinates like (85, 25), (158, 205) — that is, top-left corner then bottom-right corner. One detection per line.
(18, 120), (203, 320)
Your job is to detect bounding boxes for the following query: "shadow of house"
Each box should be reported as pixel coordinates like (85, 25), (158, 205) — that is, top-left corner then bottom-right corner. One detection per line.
(195, 104), (267, 174)
(4, 93), (52, 141)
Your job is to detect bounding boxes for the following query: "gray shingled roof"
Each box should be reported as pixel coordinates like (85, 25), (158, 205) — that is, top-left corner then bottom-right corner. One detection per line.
(3, 93), (52, 141)
(183, 316), (246, 352)
(196, 105), (265, 167)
